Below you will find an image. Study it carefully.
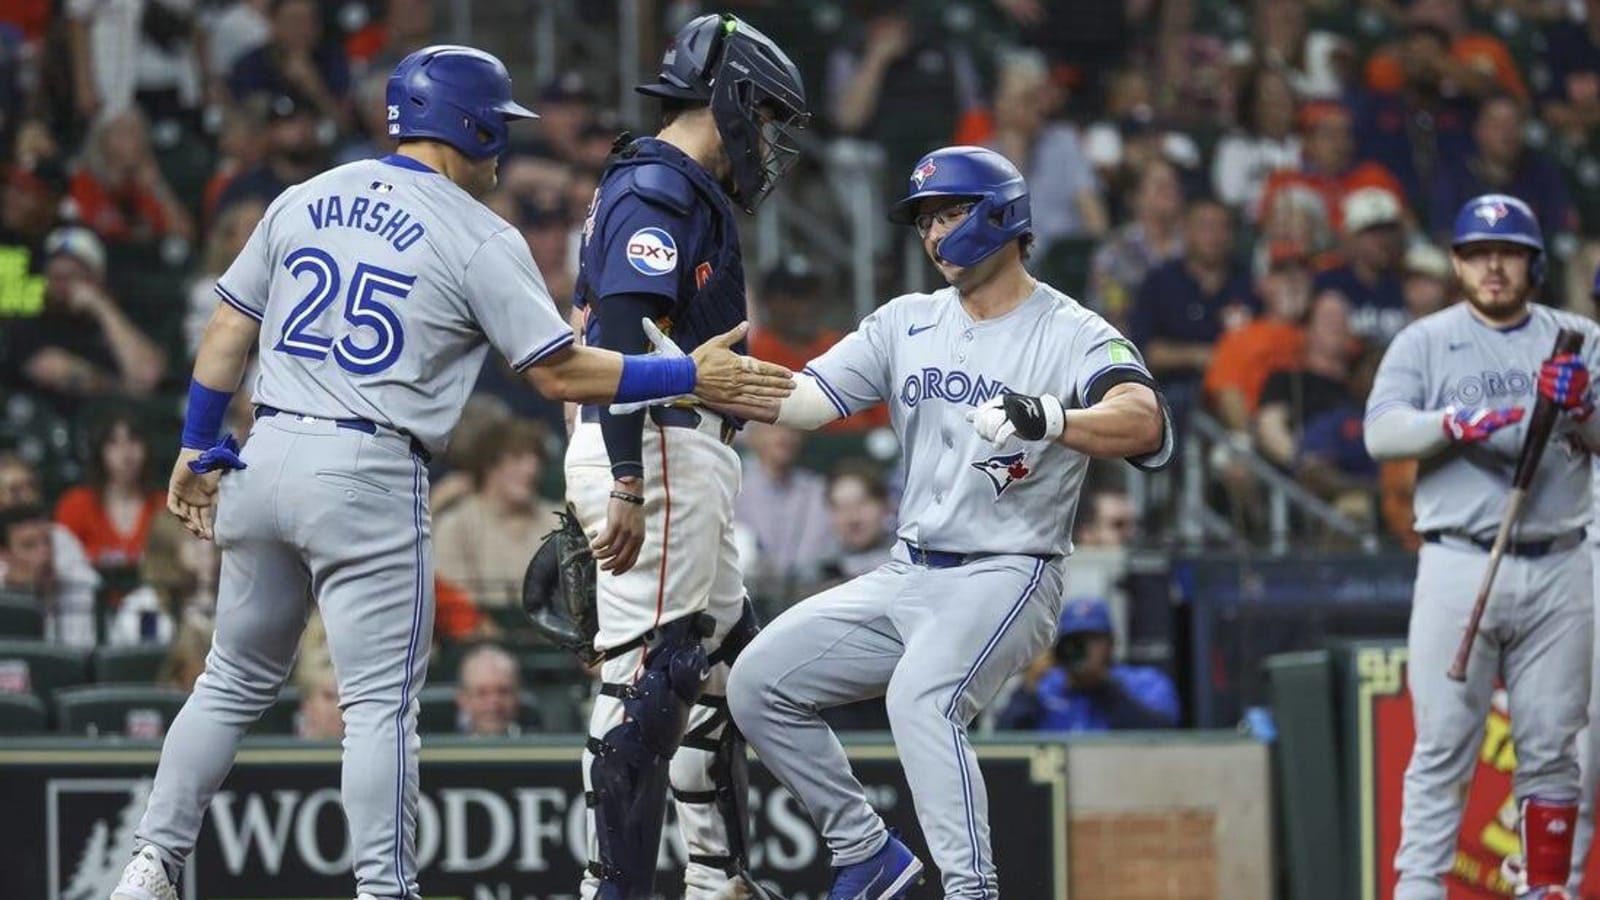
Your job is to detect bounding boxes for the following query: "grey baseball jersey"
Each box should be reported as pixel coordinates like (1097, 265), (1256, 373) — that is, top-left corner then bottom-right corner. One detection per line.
(1367, 302), (1600, 898)
(216, 156), (573, 453)
(131, 155), (575, 900)
(804, 281), (1157, 556)
(1365, 302), (1600, 540)
(731, 280), (1159, 898)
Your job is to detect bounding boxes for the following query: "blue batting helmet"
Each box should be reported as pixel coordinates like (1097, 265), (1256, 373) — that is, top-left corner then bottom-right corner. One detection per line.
(1450, 193), (1545, 286)
(386, 45), (537, 160)
(888, 146), (1032, 267)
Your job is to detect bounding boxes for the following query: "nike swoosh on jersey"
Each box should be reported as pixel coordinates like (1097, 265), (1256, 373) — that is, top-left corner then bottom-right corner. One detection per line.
(1447, 342), (1471, 351)
(907, 323), (937, 336)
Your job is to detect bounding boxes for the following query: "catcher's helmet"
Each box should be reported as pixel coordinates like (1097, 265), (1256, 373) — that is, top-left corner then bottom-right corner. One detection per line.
(386, 45), (537, 160)
(636, 14), (810, 214)
(888, 146), (1032, 267)
(1450, 193), (1545, 286)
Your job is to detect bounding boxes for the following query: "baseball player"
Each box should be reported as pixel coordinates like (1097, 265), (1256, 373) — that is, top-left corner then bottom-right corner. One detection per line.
(717, 146), (1172, 899)
(109, 46), (792, 900)
(1365, 194), (1600, 900)
(1568, 265), (1600, 894)
(561, 12), (809, 900)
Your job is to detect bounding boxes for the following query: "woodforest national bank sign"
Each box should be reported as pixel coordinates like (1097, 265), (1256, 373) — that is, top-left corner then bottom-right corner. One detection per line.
(0, 740), (1069, 900)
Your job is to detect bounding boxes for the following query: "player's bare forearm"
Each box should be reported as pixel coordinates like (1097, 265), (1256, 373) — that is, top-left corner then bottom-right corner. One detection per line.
(527, 345), (627, 402)
(1060, 383), (1163, 458)
(192, 302), (261, 391)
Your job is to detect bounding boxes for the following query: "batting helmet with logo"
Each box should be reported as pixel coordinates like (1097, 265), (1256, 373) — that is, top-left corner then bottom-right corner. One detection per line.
(636, 14), (810, 214)
(888, 146), (1033, 267)
(1451, 193), (1545, 286)
(386, 45), (538, 161)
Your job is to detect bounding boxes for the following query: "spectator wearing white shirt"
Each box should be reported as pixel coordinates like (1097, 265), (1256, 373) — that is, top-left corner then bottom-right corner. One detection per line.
(109, 511), (218, 647)
(1213, 66), (1302, 222)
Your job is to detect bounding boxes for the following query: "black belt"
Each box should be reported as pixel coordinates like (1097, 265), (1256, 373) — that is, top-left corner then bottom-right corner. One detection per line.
(578, 404), (735, 446)
(254, 405), (432, 463)
(1421, 528), (1586, 559)
(903, 540), (1053, 569)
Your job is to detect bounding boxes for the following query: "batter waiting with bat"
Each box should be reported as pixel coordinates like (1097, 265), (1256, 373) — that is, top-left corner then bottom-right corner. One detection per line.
(1365, 194), (1600, 900)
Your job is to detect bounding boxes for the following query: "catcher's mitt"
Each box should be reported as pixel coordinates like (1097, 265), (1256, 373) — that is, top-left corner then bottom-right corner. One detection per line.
(521, 506), (601, 666)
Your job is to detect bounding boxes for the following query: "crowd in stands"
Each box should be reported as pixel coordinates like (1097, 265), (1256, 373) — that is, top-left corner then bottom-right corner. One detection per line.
(4, 0), (1600, 737)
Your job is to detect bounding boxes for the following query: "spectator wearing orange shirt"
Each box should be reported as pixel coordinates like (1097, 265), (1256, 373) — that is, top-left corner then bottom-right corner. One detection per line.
(1352, 23), (1483, 211)
(1363, 0), (1528, 103)
(1257, 101), (1406, 235)
(748, 258), (888, 432)
(55, 413), (167, 572)
(69, 108), (194, 245)
(1206, 241), (1313, 432)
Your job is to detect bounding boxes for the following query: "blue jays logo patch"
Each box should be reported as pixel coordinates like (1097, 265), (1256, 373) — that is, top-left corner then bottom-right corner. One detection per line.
(972, 451), (1031, 498)
(911, 159), (937, 189)
(1475, 200), (1509, 227)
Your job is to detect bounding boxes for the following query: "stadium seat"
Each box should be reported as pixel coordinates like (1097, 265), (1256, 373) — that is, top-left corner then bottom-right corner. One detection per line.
(54, 685), (188, 737)
(0, 597), (43, 638)
(417, 684), (460, 734)
(0, 639), (91, 700)
(518, 646), (585, 686)
(0, 693), (48, 735)
(526, 683), (586, 734)
(92, 645), (169, 684)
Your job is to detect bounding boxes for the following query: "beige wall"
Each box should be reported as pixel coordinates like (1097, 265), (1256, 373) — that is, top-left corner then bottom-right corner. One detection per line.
(1066, 738), (1274, 900)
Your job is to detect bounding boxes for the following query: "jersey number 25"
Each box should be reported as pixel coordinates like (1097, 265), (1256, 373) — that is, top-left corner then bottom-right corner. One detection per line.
(273, 247), (416, 375)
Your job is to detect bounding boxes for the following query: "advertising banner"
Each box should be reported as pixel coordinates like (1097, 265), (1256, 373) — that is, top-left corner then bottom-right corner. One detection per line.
(0, 738), (1069, 900)
(1349, 643), (1600, 899)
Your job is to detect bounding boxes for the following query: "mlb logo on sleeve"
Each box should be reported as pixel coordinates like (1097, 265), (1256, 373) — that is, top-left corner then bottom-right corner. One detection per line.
(626, 227), (679, 276)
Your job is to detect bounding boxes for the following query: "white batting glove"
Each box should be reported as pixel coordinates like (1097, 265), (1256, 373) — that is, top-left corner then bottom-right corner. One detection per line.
(965, 396), (1016, 446)
(965, 392), (1066, 448)
(609, 318), (692, 415)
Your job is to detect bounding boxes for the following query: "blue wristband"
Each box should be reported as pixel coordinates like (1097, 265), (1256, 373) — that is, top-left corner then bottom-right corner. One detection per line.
(615, 355), (697, 404)
(181, 379), (234, 449)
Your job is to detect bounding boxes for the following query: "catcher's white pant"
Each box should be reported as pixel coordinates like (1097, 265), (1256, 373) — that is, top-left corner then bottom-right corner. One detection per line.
(564, 417), (749, 899)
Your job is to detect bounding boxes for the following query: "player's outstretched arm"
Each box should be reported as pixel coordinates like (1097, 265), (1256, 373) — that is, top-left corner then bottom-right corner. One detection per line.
(968, 383), (1164, 460)
(715, 373), (844, 430)
(524, 323), (794, 406)
(169, 303), (260, 540)
(1056, 383), (1165, 458)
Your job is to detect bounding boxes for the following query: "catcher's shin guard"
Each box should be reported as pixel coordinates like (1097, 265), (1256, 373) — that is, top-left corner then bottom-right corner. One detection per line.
(587, 614), (713, 899)
(673, 600), (765, 896)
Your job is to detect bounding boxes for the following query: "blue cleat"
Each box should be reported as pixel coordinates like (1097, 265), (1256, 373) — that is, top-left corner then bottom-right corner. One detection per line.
(827, 833), (925, 900)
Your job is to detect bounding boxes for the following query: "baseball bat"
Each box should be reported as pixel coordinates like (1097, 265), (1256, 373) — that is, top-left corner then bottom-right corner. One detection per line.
(1447, 327), (1585, 682)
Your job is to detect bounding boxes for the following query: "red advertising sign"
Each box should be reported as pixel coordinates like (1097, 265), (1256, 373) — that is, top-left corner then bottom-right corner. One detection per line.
(1355, 644), (1600, 899)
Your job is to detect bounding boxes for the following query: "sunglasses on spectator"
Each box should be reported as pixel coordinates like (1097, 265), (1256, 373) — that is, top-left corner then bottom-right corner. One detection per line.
(915, 201), (977, 237)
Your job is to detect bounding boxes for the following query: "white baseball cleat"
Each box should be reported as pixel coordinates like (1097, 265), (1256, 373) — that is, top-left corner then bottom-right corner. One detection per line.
(109, 845), (179, 900)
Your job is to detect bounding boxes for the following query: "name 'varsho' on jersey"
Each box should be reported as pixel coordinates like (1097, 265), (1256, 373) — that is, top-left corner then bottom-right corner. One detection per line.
(804, 281), (1155, 557)
(215, 155), (574, 454)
